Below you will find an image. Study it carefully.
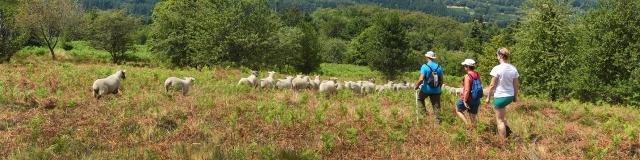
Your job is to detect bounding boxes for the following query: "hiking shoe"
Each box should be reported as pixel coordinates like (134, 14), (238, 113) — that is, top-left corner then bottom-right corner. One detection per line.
(506, 125), (513, 137)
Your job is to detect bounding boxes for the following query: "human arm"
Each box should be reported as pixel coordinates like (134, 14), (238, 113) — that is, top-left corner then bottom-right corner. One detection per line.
(513, 78), (519, 102)
(485, 76), (497, 104)
(415, 74), (425, 90)
(463, 74), (471, 108)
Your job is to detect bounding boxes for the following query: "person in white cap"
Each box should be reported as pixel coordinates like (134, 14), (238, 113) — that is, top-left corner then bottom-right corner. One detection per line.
(455, 59), (482, 129)
(414, 51), (443, 123)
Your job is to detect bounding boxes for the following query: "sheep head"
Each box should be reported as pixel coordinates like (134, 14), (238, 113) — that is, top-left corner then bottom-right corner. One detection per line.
(185, 77), (196, 83)
(329, 77), (338, 83)
(119, 70), (127, 79)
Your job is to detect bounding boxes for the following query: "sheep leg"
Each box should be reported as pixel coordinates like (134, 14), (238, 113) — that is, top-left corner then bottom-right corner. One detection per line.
(93, 88), (99, 98)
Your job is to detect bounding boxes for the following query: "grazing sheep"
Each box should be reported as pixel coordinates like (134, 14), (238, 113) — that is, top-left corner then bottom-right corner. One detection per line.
(292, 75), (310, 91)
(393, 82), (406, 91)
(309, 76), (321, 90)
(238, 71), (258, 87)
(259, 71), (277, 89)
(92, 70), (126, 99)
(399, 81), (413, 90)
(164, 77), (196, 96)
(443, 85), (462, 95)
(336, 82), (344, 90)
(360, 80), (376, 95)
(375, 85), (386, 93)
(345, 81), (362, 94)
(276, 76), (294, 89)
(319, 77), (339, 97)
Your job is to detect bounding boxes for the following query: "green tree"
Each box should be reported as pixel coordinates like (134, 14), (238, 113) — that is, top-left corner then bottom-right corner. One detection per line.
(0, 3), (26, 63)
(152, 0), (282, 69)
(571, 0), (640, 104)
(291, 22), (321, 74)
(514, 0), (577, 100)
(15, 0), (82, 60)
(463, 17), (486, 55)
(349, 13), (411, 79)
(87, 9), (139, 64)
(150, 0), (199, 67)
(319, 37), (348, 63)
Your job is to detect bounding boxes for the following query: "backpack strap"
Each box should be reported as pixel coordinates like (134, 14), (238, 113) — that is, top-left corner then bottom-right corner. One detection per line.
(427, 63), (439, 73)
(467, 72), (479, 80)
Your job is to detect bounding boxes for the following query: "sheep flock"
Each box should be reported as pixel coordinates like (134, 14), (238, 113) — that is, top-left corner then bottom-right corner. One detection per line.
(91, 70), (470, 99)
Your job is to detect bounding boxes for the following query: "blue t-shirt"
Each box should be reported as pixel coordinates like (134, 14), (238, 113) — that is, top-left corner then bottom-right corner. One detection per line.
(420, 62), (443, 94)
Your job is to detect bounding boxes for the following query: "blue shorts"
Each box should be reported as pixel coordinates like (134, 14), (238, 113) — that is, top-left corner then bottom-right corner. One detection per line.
(457, 99), (480, 114)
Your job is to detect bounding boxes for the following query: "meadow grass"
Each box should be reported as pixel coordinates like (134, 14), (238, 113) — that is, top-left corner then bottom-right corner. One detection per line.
(0, 51), (639, 159)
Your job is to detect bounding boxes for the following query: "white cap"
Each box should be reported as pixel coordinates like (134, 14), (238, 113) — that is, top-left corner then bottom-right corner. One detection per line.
(425, 51), (436, 59)
(461, 59), (476, 66)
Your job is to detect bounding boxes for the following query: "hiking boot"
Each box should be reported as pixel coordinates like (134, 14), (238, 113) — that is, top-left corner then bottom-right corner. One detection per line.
(505, 125), (513, 138)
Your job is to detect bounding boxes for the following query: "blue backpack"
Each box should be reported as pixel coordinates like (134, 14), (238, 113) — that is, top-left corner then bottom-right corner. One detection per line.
(469, 73), (483, 102)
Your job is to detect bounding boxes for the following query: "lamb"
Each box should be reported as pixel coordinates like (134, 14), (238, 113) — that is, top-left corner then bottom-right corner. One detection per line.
(92, 70), (126, 99)
(292, 75), (310, 91)
(259, 71), (277, 89)
(309, 76), (321, 90)
(443, 85), (462, 95)
(276, 76), (294, 89)
(399, 81), (413, 90)
(375, 85), (386, 93)
(336, 82), (344, 90)
(360, 80), (376, 95)
(376, 81), (393, 93)
(238, 71), (258, 88)
(164, 77), (196, 96)
(319, 77), (339, 97)
(345, 81), (362, 94)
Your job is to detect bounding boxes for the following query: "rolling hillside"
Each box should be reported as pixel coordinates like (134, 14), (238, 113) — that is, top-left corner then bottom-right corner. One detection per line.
(0, 46), (638, 159)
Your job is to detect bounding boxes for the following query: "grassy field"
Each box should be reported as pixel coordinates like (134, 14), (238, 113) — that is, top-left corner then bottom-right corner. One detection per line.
(1, 50), (639, 159)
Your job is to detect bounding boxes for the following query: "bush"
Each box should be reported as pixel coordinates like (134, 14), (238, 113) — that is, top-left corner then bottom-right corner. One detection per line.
(62, 42), (73, 51)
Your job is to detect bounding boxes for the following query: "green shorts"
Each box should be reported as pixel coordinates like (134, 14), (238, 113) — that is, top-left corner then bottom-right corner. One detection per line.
(493, 96), (514, 109)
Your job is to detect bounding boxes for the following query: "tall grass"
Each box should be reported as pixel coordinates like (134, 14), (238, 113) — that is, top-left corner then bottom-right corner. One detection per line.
(0, 55), (639, 159)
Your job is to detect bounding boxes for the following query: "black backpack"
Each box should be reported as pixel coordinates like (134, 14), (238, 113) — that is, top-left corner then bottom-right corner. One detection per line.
(426, 64), (442, 88)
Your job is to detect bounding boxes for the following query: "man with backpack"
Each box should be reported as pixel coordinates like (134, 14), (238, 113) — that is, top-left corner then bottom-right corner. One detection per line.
(455, 59), (483, 128)
(414, 51), (443, 123)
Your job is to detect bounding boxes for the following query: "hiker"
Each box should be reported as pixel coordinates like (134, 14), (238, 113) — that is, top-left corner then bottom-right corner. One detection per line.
(485, 48), (519, 139)
(455, 59), (483, 128)
(414, 51), (443, 123)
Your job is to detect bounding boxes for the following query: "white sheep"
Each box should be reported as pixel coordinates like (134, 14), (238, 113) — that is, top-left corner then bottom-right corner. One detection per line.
(399, 81), (413, 90)
(92, 70), (126, 99)
(345, 81), (362, 94)
(292, 75), (310, 91)
(360, 80), (376, 95)
(443, 85), (462, 95)
(238, 71), (258, 88)
(259, 71), (277, 89)
(319, 77), (339, 97)
(276, 76), (294, 89)
(336, 82), (344, 90)
(309, 76), (321, 90)
(164, 77), (196, 96)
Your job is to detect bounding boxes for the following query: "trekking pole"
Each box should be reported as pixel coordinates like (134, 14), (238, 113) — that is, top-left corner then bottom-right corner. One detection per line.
(414, 88), (420, 125)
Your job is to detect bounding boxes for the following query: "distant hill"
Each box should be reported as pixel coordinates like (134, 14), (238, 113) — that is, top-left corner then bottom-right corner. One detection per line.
(79, 0), (597, 26)
(80, 0), (160, 16)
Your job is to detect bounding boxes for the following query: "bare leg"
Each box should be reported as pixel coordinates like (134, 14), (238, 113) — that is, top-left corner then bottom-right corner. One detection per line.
(469, 114), (477, 128)
(494, 108), (508, 139)
(455, 107), (469, 125)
